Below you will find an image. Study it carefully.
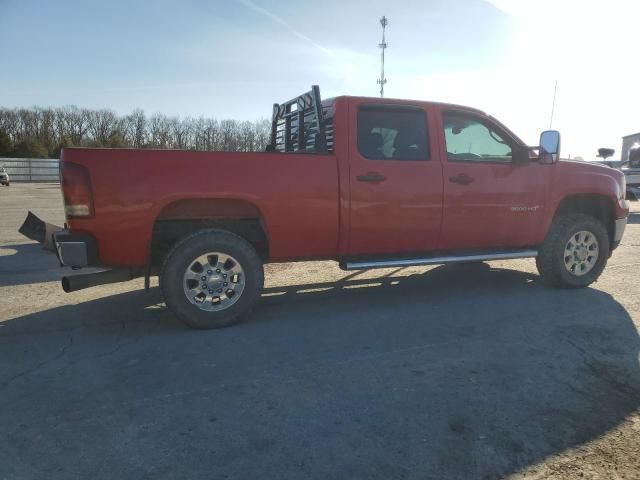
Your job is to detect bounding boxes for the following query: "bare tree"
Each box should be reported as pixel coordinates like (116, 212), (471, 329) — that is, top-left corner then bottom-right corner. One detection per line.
(253, 118), (270, 151)
(129, 109), (147, 148)
(148, 113), (172, 148)
(0, 108), (20, 143)
(0, 105), (273, 156)
(204, 118), (220, 151)
(148, 113), (163, 147)
(220, 119), (238, 151)
(87, 109), (117, 146)
(237, 121), (253, 152)
(169, 116), (189, 149)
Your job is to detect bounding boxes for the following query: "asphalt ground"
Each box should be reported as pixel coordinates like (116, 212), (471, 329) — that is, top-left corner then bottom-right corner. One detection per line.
(1, 183), (640, 480)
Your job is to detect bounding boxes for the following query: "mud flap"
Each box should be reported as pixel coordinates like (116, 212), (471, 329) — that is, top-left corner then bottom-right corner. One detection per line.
(18, 211), (62, 252)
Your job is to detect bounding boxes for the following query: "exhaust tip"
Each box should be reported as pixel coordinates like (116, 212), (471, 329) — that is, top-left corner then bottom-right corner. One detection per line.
(61, 269), (136, 293)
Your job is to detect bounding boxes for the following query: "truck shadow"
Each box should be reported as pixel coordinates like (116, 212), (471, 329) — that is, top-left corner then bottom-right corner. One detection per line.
(0, 243), (65, 286)
(1, 263), (639, 479)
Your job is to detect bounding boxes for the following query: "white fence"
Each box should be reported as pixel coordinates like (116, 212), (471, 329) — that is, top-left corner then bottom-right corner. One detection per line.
(0, 158), (59, 182)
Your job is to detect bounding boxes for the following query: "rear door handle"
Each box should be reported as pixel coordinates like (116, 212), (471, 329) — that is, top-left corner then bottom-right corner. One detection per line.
(449, 174), (475, 185)
(356, 172), (386, 184)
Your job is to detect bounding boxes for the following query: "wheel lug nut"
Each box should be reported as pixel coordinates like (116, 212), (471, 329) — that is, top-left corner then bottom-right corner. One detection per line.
(216, 269), (221, 273)
(201, 276), (207, 281)
(223, 274), (227, 279)
(202, 284), (207, 289)
(223, 282), (228, 286)
(218, 288), (223, 293)
(208, 289), (213, 294)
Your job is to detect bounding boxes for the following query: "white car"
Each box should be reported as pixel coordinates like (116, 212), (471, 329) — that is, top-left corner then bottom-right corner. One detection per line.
(0, 167), (9, 186)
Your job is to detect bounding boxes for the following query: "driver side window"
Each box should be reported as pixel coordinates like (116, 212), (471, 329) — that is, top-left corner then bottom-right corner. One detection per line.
(443, 112), (513, 163)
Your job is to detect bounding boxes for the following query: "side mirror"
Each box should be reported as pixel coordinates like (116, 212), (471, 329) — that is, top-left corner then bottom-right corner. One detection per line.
(512, 145), (530, 165)
(539, 130), (560, 164)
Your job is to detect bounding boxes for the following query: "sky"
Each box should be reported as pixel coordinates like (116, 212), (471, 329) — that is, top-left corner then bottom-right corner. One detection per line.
(1, 0), (639, 159)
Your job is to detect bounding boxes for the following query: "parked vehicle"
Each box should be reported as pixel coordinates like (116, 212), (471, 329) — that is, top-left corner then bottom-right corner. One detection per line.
(623, 145), (640, 199)
(594, 145), (640, 199)
(37, 86), (629, 329)
(0, 167), (9, 186)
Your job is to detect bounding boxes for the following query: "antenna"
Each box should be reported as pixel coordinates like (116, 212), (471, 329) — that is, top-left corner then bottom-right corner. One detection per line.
(377, 16), (388, 98)
(549, 80), (558, 129)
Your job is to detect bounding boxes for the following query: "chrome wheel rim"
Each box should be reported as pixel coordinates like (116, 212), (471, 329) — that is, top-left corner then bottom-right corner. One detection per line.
(182, 252), (245, 311)
(563, 230), (599, 276)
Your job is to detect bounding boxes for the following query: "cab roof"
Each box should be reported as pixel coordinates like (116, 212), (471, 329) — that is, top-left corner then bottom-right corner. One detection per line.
(329, 95), (487, 116)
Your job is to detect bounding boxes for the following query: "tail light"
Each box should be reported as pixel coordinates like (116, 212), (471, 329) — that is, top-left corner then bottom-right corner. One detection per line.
(60, 162), (94, 217)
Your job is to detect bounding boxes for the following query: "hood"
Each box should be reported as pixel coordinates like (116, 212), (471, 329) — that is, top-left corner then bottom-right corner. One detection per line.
(556, 157), (626, 200)
(559, 158), (624, 178)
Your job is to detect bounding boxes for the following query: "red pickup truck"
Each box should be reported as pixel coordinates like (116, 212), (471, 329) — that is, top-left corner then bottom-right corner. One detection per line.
(51, 86), (629, 329)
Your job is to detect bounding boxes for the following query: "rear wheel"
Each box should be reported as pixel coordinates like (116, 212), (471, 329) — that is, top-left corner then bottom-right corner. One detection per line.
(161, 229), (264, 329)
(536, 213), (610, 288)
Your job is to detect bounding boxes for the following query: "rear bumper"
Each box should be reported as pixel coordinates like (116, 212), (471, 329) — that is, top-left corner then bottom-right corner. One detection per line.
(53, 230), (98, 267)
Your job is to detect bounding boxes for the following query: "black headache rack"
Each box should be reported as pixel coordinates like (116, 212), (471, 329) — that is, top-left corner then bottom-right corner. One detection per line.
(268, 85), (334, 154)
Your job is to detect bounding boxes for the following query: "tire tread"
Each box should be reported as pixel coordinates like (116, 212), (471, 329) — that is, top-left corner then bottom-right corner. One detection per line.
(536, 213), (609, 288)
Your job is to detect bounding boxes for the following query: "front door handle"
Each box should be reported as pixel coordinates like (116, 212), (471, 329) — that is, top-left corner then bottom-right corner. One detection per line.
(449, 174), (475, 185)
(357, 172), (386, 184)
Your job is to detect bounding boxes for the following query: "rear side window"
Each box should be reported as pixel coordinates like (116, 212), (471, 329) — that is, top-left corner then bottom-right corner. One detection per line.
(358, 107), (429, 161)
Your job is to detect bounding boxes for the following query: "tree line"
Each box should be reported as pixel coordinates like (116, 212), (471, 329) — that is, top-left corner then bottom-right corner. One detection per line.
(0, 106), (272, 158)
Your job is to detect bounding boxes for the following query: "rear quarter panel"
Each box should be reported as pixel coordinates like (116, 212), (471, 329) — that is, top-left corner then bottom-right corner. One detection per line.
(62, 148), (340, 266)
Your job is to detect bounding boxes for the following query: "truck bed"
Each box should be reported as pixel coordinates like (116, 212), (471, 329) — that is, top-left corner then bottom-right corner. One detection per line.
(61, 148), (340, 266)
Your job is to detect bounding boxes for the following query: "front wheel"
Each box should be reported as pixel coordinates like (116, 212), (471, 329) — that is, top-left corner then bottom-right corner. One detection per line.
(536, 213), (610, 288)
(161, 229), (264, 329)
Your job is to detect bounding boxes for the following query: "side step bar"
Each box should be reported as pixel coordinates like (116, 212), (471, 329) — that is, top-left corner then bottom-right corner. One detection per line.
(342, 250), (538, 271)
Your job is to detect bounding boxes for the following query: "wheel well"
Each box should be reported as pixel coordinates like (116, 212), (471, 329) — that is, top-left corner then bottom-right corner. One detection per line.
(554, 194), (615, 242)
(151, 219), (269, 272)
(150, 199), (269, 271)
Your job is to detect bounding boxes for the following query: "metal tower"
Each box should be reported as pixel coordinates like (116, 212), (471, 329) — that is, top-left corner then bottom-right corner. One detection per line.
(377, 16), (388, 98)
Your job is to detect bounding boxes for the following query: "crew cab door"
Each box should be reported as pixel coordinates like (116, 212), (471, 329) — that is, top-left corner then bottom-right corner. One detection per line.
(439, 109), (547, 250)
(347, 102), (443, 256)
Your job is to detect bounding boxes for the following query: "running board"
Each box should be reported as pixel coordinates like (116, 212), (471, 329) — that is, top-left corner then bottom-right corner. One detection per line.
(342, 250), (538, 271)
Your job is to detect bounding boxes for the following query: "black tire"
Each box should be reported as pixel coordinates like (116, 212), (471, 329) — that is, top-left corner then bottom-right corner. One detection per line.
(160, 229), (264, 329)
(536, 213), (610, 288)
